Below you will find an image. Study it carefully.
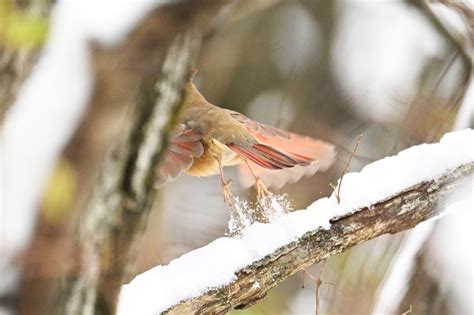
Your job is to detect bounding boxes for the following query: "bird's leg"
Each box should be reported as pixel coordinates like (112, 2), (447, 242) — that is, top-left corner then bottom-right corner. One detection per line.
(245, 160), (271, 200)
(217, 157), (235, 208)
(218, 157), (249, 235)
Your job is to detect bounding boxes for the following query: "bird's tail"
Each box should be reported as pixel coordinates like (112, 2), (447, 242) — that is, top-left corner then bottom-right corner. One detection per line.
(230, 131), (335, 189)
(226, 110), (335, 189)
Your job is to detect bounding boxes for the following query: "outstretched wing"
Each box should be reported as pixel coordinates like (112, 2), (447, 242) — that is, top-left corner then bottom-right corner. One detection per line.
(226, 110), (336, 189)
(155, 127), (204, 187)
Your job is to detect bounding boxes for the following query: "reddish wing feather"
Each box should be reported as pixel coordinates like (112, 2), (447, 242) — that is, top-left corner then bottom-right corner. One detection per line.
(155, 127), (203, 187)
(226, 109), (333, 164)
(226, 109), (336, 189)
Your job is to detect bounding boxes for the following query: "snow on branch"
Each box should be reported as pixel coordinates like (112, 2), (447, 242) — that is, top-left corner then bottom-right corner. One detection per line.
(117, 129), (474, 315)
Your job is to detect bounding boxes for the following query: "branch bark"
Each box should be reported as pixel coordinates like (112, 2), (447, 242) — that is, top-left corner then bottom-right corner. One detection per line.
(164, 162), (473, 314)
(51, 2), (229, 314)
(56, 34), (198, 315)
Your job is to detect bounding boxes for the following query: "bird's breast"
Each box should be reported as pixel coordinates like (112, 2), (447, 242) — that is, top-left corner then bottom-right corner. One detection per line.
(185, 139), (240, 177)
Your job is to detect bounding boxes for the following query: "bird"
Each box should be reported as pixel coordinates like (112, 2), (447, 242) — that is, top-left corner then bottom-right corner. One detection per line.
(156, 71), (336, 210)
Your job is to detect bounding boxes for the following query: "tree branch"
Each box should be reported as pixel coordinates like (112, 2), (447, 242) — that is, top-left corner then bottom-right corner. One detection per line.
(54, 33), (198, 315)
(412, 0), (472, 70)
(162, 163), (472, 314)
(51, 2), (229, 314)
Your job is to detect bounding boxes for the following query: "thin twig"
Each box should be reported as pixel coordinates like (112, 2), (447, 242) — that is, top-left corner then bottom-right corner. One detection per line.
(335, 134), (362, 204)
(303, 260), (329, 315)
(335, 144), (375, 163)
(413, 0), (471, 68)
(315, 260), (328, 315)
(410, 0), (473, 138)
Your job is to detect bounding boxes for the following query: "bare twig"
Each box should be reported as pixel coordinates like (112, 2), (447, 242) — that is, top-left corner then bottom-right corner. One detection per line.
(411, 0), (473, 135)
(304, 260), (330, 315)
(315, 260), (328, 315)
(412, 0), (472, 69)
(335, 134), (363, 204)
(335, 144), (375, 163)
(439, 0), (474, 38)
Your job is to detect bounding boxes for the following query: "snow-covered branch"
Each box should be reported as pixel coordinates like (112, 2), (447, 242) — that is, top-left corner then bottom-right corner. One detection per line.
(117, 129), (473, 315)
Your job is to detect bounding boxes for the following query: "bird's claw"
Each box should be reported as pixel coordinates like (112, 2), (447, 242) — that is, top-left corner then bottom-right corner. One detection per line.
(223, 178), (233, 190)
(255, 177), (271, 200)
(222, 179), (235, 206)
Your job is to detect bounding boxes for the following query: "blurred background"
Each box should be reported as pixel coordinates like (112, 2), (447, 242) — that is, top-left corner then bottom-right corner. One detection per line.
(1, 0), (472, 314)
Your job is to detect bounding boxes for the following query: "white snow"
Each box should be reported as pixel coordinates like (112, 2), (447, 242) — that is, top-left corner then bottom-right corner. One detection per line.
(426, 193), (473, 315)
(117, 129), (474, 315)
(371, 223), (434, 315)
(320, 128), (473, 219)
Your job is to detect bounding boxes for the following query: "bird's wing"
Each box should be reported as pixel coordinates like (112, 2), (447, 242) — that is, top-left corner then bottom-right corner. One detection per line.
(226, 110), (336, 189)
(155, 127), (204, 187)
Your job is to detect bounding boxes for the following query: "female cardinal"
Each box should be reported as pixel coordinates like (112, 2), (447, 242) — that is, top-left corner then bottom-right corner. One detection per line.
(156, 73), (336, 207)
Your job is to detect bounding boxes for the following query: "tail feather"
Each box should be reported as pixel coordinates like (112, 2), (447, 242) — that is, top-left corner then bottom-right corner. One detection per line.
(227, 109), (336, 188)
(230, 127), (336, 189)
(229, 143), (311, 170)
(238, 140), (336, 189)
(229, 137), (335, 189)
